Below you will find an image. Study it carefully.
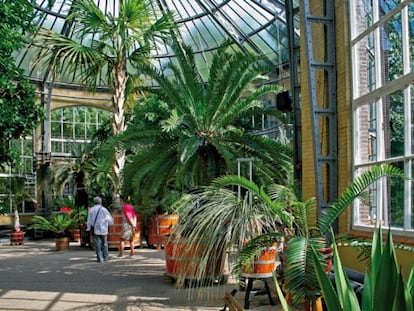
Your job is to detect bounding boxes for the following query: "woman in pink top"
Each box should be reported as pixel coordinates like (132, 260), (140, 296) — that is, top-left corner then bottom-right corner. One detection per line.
(118, 198), (137, 257)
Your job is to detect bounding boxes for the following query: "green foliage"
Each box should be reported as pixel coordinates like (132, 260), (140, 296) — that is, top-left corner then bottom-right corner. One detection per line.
(35, 0), (175, 93)
(318, 165), (407, 235)
(171, 175), (293, 290)
(309, 228), (414, 311)
(28, 214), (77, 238)
(238, 164), (406, 307)
(0, 0), (44, 166)
(52, 196), (76, 211)
(0, 0), (36, 54)
(0, 176), (36, 214)
(111, 38), (292, 208)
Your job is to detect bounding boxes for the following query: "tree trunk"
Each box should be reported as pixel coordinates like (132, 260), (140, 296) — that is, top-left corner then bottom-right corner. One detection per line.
(111, 61), (127, 197)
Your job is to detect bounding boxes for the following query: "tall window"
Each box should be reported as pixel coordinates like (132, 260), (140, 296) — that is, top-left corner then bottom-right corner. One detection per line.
(351, 0), (414, 234)
(50, 106), (111, 155)
(0, 137), (36, 214)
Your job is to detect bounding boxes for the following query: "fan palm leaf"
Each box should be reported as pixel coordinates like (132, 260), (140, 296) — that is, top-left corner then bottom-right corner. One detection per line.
(35, 0), (176, 194)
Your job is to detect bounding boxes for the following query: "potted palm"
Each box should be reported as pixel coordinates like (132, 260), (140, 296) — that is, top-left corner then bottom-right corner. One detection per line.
(167, 175), (294, 288)
(29, 213), (78, 251)
(6, 176), (37, 245)
(237, 164), (406, 310)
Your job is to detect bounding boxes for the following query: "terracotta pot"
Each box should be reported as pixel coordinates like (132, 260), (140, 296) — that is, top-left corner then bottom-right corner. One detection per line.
(147, 214), (178, 248)
(55, 236), (70, 251)
(10, 231), (24, 245)
(241, 245), (278, 278)
(69, 228), (81, 243)
(108, 212), (143, 250)
(165, 238), (225, 282)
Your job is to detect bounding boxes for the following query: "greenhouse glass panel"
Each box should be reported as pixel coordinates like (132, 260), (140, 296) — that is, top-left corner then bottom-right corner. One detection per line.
(389, 161), (404, 229)
(382, 12), (404, 82)
(52, 141), (62, 153)
(75, 124), (86, 140)
(63, 123), (74, 139)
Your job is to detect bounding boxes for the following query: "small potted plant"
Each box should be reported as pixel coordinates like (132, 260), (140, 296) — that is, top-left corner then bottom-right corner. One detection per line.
(29, 213), (77, 251)
(10, 207), (24, 245)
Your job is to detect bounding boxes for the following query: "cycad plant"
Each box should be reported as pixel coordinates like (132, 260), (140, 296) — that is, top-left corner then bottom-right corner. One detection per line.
(108, 38), (292, 206)
(237, 164), (406, 308)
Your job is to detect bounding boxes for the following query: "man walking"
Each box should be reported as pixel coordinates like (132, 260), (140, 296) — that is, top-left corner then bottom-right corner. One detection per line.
(87, 196), (114, 262)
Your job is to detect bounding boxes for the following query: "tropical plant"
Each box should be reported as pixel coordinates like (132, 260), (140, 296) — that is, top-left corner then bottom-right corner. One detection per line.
(0, 176), (36, 214)
(0, 0), (44, 166)
(34, 0), (176, 194)
(170, 175), (294, 289)
(307, 227), (414, 311)
(108, 38), (292, 207)
(157, 188), (181, 215)
(29, 213), (78, 238)
(52, 196), (76, 211)
(237, 164), (407, 308)
(275, 227), (414, 311)
(49, 143), (95, 209)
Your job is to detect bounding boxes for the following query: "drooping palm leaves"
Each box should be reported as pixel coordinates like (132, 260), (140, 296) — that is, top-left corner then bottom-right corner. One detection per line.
(170, 175), (294, 291)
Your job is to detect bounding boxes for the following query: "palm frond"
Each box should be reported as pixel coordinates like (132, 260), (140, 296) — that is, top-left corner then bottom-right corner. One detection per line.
(284, 236), (326, 306)
(319, 165), (407, 234)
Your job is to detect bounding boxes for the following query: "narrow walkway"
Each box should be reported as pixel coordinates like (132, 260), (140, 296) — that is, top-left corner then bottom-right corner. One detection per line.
(0, 238), (281, 311)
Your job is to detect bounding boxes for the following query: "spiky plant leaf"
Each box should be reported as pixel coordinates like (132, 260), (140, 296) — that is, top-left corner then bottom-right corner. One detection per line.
(313, 235), (360, 311)
(319, 165), (407, 235)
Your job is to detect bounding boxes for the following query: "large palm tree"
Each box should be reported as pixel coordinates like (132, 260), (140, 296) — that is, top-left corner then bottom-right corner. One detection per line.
(35, 0), (175, 195)
(110, 39), (292, 205)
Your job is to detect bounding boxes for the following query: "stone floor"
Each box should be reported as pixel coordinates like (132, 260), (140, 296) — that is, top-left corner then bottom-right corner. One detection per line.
(0, 237), (283, 311)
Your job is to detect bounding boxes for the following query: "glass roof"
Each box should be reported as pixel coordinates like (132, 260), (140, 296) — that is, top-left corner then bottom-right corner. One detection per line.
(15, 0), (299, 89)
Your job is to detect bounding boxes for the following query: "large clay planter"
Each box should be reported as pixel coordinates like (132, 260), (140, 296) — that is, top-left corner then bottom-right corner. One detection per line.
(108, 212), (122, 250)
(108, 212), (143, 250)
(147, 214), (178, 249)
(165, 238), (226, 286)
(10, 231), (24, 245)
(55, 236), (70, 251)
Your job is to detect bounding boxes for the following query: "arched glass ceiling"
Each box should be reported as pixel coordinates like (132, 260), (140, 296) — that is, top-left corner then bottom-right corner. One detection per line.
(15, 0), (299, 90)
